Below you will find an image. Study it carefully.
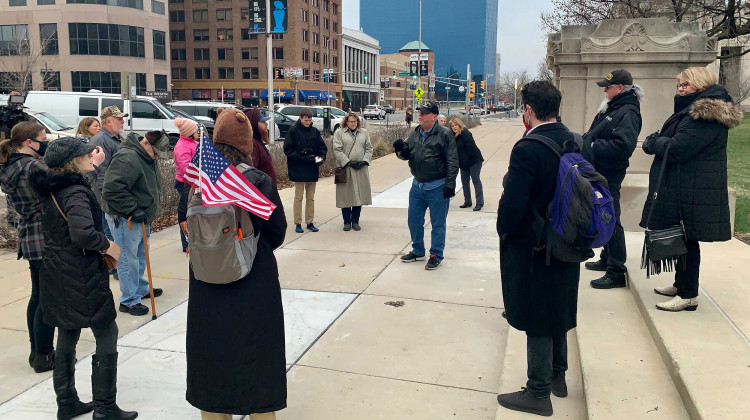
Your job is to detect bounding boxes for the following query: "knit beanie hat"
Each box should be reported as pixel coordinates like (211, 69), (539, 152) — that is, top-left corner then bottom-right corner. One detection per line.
(213, 108), (253, 156)
(44, 136), (95, 168)
(174, 117), (198, 138)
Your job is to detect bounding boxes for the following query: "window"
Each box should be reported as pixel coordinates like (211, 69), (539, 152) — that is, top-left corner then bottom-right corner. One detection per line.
(218, 67), (234, 79)
(302, 10), (308, 22)
(194, 68), (210, 79)
(194, 48), (209, 60)
(151, 0), (164, 14)
(313, 33), (318, 45)
(323, 36), (328, 48)
(323, 53), (327, 65)
(152, 30), (165, 60)
(217, 28), (232, 40)
(311, 0), (317, 6)
(38, 0), (55, 4)
(68, 23), (145, 57)
(313, 51), (319, 63)
(396, 81), (401, 88)
(250, 47), (258, 59)
(302, 49), (308, 62)
(102, 98), (125, 111)
(169, 10), (184, 22)
(312, 14), (319, 26)
(132, 101), (161, 119)
(217, 48), (233, 60)
(323, 18), (329, 29)
(333, 21), (338, 32)
(168, 0), (182, 3)
(72, 71), (134, 94)
(273, 47), (283, 59)
(241, 8), (249, 20)
(313, 70), (320, 81)
(79, 97), (99, 116)
(154, 74), (167, 91)
(39, 23), (58, 55)
(332, 39), (337, 49)
(42, 71), (60, 90)
(302, 29), (308, 42)
(241, 48), (249, 59)
(193, 29), (209, 41)
(242, 67), (251, 79)
(303, 69), (309, 79)
(216, 9), (232, 21)
(241, 30), (250, 40)
(10, 0), (27, 6)
(67, 0), (144, 9)
(242, 68), (259, 80)
(193, 10), (208, 22)
(172, 68), (187, 79)
(332, 2), (338, 14)
(322, 0), (328, 11)
(0, 25), (29, 56)
(272, 33), (283, 40)
(332, 56), (337, 67)
(170, 30), (185, 42)
(171, 48), (186, 60)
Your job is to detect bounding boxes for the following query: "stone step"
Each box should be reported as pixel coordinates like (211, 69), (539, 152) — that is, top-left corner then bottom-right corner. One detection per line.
(624, 232), (750, 419)
(577, 269), (690, 419)
(495, 327), (586, 419)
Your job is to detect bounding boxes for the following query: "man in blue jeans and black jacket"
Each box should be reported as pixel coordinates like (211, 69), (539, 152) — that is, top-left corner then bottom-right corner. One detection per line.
(393, 101), (458, 270)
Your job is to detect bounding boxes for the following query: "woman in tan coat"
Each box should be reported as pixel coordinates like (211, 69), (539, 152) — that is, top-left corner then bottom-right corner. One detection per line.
(333, 112), (373, 231)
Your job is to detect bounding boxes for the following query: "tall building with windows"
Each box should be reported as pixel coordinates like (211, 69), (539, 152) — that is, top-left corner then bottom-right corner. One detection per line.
(168, 0), (343, 107)
(341, 27), (379, 111)
(0, 0), (171, 94)
(360, 0), (498, 100)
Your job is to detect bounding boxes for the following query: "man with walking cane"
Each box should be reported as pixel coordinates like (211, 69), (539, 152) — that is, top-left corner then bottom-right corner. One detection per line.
(102, 131), (168, 316)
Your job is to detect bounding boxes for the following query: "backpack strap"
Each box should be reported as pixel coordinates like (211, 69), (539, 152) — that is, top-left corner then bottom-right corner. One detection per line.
(235, 163), (253, 174)
(521, 132), (583, 157)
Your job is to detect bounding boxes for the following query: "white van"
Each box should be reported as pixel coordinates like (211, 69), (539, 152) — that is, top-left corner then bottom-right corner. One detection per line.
(24, 91), (182, 143)
(166, 101), (239, 125)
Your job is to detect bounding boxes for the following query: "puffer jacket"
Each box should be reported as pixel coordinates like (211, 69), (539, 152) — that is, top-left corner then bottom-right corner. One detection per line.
(640, 84), (742, 242)
(29, 169), (116, 329)
(397, 123), (459, 189)
(283, 120), (327, 183)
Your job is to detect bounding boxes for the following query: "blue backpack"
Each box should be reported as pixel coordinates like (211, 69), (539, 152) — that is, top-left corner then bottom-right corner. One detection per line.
(523, 133), (616, 264)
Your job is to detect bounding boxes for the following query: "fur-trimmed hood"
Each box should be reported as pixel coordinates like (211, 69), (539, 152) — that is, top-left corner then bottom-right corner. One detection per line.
(690, 97), (743, 128)
(30, 168), (90, 196)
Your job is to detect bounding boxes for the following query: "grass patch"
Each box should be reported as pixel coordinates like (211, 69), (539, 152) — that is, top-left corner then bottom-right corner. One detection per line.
(728, 112), (750, 236)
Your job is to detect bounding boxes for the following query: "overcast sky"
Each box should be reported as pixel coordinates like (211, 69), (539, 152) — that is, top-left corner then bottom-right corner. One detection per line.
(341, 0), (553, 75)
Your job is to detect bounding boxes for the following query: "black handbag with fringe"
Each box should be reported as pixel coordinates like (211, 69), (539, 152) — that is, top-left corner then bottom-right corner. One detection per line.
(641, 143), (688, 277)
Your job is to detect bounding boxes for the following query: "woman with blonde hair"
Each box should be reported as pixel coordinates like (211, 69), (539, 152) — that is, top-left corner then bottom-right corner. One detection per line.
(449, 117), (484, 211)
(76, 117), (101, 142)
(641, 66), (742, 312)
(333, 111), (373, 231)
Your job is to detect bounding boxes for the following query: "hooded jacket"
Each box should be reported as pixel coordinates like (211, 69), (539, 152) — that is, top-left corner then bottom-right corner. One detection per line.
(101, 134), (162, 223)
(640, 84), (742, 242)
(582, 86), (643, 175)
(29, 169), (116, 329)
(283, 120), (327, 183)
(0, 153), (47, 260)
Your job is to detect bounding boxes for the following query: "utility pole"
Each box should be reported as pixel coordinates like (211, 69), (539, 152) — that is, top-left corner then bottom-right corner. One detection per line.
(465, 64), (471, 115)
(418, 0), (422, 103)
(266, 0), (274, 139)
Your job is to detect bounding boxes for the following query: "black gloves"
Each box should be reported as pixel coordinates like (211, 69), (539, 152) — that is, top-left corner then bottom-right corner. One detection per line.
(349, 161), (369, 170)
(393, 139), (410, 159)
(443, 187), (455, 199)
(130, 208), (146, 223)
(642, 132), (662, 155)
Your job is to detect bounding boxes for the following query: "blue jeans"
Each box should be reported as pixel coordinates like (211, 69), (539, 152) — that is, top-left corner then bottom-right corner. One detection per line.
(408, 182), (450, 261)
(101, 214), (117, 275)
(106, 214), (150, 307)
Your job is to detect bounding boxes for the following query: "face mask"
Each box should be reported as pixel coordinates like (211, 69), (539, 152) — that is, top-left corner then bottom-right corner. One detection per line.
(33, 140), (49, 156)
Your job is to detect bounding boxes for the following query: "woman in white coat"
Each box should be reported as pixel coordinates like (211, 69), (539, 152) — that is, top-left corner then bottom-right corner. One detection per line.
(333, 112), (373, 231)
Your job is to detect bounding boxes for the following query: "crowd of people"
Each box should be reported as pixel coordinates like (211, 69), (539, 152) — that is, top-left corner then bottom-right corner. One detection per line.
(0, 64), (739, 418)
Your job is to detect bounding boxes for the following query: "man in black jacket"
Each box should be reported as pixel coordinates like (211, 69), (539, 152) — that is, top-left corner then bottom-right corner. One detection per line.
(582, 69), (643, 289)
(393, 101), (458, 270)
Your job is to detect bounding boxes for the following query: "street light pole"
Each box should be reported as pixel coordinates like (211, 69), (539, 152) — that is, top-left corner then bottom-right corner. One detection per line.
(514, 78), (518, 116)
(418, 0), (422, 102)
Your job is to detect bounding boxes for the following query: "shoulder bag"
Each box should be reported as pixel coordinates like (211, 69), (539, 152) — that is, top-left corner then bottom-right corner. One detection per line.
(334, 132), (358, 184)
(51, 193), (119, 270)
(640, 143), (688, 278)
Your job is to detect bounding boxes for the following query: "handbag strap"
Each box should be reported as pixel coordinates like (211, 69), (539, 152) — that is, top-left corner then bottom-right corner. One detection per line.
(50, 193), (68, 222)
(645, 142), (673, 228)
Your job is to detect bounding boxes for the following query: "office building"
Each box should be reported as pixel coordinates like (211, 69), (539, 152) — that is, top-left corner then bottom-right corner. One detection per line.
(380, 41), (434, 110)
(168, 0), (343, 107)
(0, 0), (171, 94)
(341, 27), (379, 111)
(361, 0), (497, 100)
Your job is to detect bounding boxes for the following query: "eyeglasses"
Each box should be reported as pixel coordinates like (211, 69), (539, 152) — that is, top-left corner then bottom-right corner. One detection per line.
(677, 82), (690, 89)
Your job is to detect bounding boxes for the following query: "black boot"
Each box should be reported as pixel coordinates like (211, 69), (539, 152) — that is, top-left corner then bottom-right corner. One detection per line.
(497, 388), (553, 417)
(91, 353), (138, 420)
(584, 259), (607, 272)
(54, 352), (93, 420)
(32, 351), (55, 373)
(590, 272), (626, 289)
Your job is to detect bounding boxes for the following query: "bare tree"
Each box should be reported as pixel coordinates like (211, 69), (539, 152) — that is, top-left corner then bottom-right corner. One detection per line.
(536, 59), (554, 82)
(496, 70), (532, 102)
(0, 29), (58, 93)
(540, 0), (750, 59)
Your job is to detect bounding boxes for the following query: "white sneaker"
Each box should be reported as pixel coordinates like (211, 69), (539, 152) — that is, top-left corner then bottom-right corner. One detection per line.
(655, 296), (698, 312)
(654, 285), (678, 297)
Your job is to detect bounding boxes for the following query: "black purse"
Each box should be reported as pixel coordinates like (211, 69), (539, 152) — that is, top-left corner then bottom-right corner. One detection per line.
(640, 143), (688, 278)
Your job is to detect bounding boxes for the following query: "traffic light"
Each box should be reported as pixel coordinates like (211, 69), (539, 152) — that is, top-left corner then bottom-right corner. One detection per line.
(413, 74), (417, 80)
(470, 81), (476, 93)
(392, 70), (396, 78)
(364, 72), (368, 83)
(481, 80), (485, 90)
(273, 68), (284, 80)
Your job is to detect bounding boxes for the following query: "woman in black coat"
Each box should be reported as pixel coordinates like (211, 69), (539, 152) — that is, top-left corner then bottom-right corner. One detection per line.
(30, 137), (136, 420)
(641, 67), (742, 312)
(449, 118), (484, 211)
(186, 109), (287, 420)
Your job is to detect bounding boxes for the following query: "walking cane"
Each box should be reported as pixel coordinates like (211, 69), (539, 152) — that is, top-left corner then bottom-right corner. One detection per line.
(127, 217), (158, 320)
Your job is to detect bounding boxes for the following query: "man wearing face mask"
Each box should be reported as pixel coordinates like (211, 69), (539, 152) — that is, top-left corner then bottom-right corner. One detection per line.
(582, 70), (643, 290)
(102, 131), (169, 316)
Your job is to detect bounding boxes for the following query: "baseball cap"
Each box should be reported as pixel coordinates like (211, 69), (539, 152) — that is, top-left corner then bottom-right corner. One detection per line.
(417, 101), (439, 115)
(596, 69), (633, 87)
(100, 105), (129, 119)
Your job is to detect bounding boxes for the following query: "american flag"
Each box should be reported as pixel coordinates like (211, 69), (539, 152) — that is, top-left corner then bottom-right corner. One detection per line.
(183, 134), (276, 220)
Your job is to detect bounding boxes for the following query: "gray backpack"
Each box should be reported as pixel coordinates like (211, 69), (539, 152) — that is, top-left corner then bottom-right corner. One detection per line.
(185, 163), (259, 284)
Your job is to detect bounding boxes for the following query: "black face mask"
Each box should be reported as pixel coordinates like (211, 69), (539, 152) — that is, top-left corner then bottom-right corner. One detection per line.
(33, 140), (49, 156)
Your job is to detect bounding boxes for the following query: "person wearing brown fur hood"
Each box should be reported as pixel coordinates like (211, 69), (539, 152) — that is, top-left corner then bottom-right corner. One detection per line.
(640, 67), (743, 312)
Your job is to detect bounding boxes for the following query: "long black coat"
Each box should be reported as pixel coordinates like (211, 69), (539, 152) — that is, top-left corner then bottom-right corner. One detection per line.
(283, 120), (327, 182)
(29, 169), (116, 330)
(455, 128), (484, 169)
(640, 85), (742, 242)
(186, 167), (288, 415)
(497, 123), (580, 337)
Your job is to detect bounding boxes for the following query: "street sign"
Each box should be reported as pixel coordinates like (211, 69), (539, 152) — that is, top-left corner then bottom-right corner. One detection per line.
(284, 67), (303, 77)
(323, 68), (334, 74)
(419, 61), (428, 76)
(414, 87), (424, 97)
(249, 0), (288, 34)
(398, 72), (411, 76)
(445, 87), (450, 91)
(459, 86), (466, 93)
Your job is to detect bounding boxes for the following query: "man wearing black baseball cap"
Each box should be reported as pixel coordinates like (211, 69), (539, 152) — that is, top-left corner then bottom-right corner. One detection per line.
(392, 101), (458, 270)
(584, 69), (643, 289)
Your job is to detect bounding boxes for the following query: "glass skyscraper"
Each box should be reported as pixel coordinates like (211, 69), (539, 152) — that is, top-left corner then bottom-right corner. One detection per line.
(360, 0), (498, 99)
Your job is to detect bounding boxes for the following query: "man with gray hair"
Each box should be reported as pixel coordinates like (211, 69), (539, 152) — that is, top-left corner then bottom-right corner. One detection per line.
(582, 69), (643, 289)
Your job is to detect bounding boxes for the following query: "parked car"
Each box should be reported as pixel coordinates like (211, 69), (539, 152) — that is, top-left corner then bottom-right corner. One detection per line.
(382, 104), (395, 114)
(167, 100), (239, 125)
(277, 105), (345, 132)
(23, 90), (183, 144)
(168, 106), (212, 140)
(363, 105), (386, 120)
(0, 95), (77, 140)
(459, 106), (486, 116)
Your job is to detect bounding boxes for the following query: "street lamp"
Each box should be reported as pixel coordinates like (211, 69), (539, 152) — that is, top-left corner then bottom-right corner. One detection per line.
(514, 78), (519, 116)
